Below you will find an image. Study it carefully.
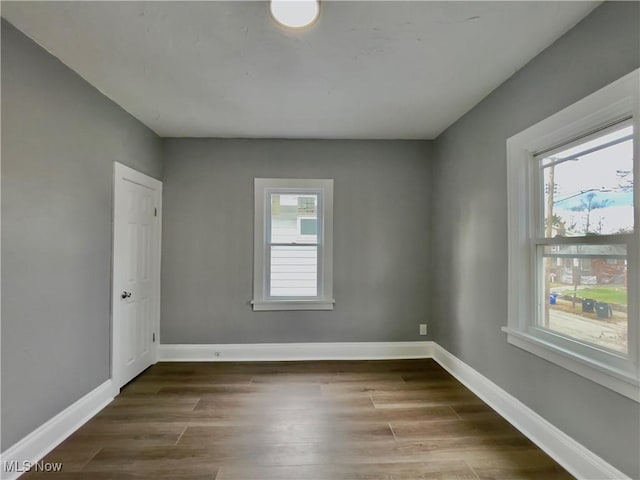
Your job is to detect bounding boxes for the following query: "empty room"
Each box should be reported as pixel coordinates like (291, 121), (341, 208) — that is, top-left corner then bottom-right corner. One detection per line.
(1, 1), (639, 479)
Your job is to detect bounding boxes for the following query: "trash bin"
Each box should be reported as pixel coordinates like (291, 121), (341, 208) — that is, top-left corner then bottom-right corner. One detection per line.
(582, 299), (595, 313)
(595, 302), (611, 319)
(549, 293), (559, 305)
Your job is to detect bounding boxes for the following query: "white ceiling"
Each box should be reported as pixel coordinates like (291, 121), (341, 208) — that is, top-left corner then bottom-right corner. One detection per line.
(2, 1), (599, 139)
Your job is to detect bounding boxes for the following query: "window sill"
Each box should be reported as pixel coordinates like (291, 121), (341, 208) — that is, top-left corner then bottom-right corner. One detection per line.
(502, 327), (639, 402)
(251, 300), (335, 311)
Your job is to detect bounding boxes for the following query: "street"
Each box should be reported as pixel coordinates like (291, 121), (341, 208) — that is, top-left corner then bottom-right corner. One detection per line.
(548, 307), (627, 353)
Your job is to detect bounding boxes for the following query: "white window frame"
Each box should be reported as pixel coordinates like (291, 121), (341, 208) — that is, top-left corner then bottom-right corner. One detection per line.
(252, 178), (334, 311)
(504, 69), (640, 402)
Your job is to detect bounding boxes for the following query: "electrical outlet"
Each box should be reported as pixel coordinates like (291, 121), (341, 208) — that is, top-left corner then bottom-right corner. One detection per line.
(419, 324), (427, 336)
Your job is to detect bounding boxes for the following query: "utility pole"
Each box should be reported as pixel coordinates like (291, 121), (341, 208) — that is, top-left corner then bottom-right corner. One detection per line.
(544, 165), (555, 327)
(546, 166), (555, 238)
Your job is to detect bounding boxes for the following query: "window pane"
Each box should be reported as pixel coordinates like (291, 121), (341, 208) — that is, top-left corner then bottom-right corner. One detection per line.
(270, 245), (318, 297)
(271, 194), (318, 244)
(541, 125), (634, 237)
(540, 244), (628, 354)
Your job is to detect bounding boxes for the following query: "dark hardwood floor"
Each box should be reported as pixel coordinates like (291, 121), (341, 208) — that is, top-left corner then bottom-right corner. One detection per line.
(22, 359), (573, 479)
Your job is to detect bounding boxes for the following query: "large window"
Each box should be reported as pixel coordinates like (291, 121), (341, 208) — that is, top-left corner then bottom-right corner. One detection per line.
(252, 178), (334, 311)
(505, 69), (639, 401)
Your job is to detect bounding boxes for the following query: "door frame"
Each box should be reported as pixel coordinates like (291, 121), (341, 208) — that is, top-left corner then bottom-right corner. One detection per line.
(111, 161), (162, 391)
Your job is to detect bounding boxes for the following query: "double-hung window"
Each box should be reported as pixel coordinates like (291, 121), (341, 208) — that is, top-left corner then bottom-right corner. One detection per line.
(505, 69), (639, 401)
(252, 178), (334, 311)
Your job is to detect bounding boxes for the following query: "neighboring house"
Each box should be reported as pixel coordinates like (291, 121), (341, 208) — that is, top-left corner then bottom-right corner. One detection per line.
(548, 244), (627, 286)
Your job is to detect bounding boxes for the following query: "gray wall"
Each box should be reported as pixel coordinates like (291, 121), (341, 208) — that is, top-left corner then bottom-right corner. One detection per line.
(430, 2), (640, 477)
(1, 20), (162, 450)
(161, 139), (432, 344)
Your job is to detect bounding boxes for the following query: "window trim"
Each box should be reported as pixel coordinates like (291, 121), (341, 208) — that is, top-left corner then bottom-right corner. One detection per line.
(252, 178), (334, 311)
(504, 69), (640, 402)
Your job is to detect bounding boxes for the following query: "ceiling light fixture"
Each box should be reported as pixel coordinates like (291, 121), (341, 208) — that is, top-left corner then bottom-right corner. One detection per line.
(270, 0), (320, 30)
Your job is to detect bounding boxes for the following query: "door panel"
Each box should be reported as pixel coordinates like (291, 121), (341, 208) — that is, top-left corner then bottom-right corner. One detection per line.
(126, 302), (136, 366)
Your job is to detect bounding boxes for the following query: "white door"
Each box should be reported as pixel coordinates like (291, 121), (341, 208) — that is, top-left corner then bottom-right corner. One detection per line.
(112, 162), (162, 390)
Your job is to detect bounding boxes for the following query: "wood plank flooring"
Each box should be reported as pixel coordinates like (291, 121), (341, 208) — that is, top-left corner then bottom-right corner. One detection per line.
(22, 359), (573, 479)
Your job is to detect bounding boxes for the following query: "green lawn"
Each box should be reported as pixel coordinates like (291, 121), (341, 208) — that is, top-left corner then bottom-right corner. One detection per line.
(570, 286), (627, 306)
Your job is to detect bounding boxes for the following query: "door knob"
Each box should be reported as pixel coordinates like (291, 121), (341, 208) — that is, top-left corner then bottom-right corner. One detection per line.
(121, 291), (132, 299)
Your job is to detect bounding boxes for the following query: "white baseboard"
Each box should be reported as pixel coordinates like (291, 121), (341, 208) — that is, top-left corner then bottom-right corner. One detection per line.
(429, 343), (630, 480)
(158, 341), (434, 362)
(0, 380), (114, 480)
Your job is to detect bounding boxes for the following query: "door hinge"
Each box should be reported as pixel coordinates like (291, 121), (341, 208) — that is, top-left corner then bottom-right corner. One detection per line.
(152, 332), (156, 343)
(154, 207), (157, 217)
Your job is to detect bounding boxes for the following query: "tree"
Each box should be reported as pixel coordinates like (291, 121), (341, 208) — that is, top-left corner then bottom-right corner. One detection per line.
(544, 214), (567, 236)
(616, 169), (633, 191)
(569, 192), (612, 234)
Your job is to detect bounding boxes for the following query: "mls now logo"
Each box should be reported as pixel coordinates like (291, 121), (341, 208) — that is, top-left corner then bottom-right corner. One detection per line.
(3, 460), (63, 473)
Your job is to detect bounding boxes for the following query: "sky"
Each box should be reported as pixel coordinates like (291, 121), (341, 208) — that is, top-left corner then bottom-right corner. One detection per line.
(543, 125), (634, 235)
